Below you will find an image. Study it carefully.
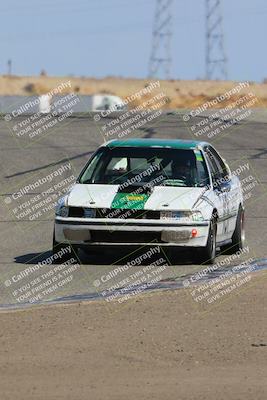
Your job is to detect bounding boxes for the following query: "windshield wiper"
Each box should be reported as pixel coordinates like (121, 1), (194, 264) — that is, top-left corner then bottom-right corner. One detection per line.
(162, 179), (187, 187)
(80, 179), (92, 184)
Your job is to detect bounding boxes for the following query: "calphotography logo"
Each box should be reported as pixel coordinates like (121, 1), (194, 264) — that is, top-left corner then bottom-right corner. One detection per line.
(92, 245), (171, 308)
(2, 246), (82, 305)
(4, 81), (81, 148)
(182, 82), (259, 142)
(1, 154), (77, 232)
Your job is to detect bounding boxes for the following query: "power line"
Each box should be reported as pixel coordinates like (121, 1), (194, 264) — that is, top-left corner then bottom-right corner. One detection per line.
(148, 0), (173, 79)
(205, 0), (228, 80)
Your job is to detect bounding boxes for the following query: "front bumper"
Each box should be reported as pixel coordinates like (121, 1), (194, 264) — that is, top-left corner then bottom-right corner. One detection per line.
(55, 217), (210, 247)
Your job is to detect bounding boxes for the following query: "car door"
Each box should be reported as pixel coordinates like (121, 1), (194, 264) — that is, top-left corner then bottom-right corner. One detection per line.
(207, 146), (238, 239)
(203, 146), (228, 242)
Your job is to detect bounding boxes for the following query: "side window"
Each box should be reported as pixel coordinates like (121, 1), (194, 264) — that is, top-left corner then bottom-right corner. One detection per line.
(204, 148), (220, 186)
(208, 147), (228, 178)
(196, 158), (209, 187)
(213, 149), (230, 180)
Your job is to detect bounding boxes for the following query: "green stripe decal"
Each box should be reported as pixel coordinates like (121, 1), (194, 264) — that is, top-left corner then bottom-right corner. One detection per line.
(111, 192), (149, 210)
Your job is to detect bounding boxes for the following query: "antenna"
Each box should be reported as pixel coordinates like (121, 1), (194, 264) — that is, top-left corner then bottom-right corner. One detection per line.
(148, 0), (173, 79)
(206, 0), (228, 80)
(7, 59), (12, 76)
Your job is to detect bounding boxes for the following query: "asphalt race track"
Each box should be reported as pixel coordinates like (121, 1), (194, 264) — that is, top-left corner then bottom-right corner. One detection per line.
(0, 110), (267, 309)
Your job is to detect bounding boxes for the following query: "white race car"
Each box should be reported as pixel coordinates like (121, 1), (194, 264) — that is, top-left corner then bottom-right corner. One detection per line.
(53, 138), (245, 264)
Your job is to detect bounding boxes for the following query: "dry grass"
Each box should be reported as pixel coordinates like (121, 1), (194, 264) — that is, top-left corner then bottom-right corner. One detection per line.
(0, 75), (267, 109)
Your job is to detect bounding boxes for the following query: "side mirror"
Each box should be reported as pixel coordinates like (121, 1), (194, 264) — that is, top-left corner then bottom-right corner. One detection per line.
(218, 180), (231, 193)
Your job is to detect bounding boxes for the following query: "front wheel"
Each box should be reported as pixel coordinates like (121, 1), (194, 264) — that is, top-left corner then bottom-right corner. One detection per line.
(194, 219), (217, 265)
(221, 206), (245, 254)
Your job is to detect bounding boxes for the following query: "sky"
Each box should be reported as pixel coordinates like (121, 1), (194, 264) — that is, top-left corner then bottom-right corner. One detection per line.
(1, 0), (266, 82)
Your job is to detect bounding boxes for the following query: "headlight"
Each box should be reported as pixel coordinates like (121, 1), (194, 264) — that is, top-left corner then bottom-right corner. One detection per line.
(160, 210), (204, 222)
(191, 211), (204, 221)
(55, 196), (69, 217)
(59, 206), (69, 217)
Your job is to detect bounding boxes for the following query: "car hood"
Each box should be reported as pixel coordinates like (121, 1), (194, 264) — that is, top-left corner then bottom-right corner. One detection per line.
(67, 184), (207, 211)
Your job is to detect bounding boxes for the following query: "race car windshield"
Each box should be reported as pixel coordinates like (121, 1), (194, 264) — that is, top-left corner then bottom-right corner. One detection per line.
(79, 147), (209, 188)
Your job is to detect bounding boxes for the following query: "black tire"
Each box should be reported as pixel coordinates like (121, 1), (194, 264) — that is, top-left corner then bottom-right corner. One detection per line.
(52, 229), (78, 264)
(194, 219), (217, 265)
(221, 206), (245, 254)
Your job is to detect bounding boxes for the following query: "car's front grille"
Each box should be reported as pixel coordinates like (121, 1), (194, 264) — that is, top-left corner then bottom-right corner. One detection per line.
(68, 207), (160, 220)
(96, 208), (160, 220)
(69, 207), (84, 218)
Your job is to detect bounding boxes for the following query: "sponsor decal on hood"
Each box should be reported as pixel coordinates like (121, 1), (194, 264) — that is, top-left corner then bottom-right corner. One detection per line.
(111, 192), (149, 210)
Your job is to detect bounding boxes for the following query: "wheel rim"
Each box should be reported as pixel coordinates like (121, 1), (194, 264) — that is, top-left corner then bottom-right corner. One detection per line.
(210, 223), (216, 259)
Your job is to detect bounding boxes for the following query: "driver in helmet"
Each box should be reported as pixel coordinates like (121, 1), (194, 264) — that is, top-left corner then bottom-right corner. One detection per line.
(171, 158), (192, 185)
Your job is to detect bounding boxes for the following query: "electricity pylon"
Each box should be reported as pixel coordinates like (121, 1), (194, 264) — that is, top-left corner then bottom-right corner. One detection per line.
(206, 0), (228, 80)
(148, 0), (173, 79)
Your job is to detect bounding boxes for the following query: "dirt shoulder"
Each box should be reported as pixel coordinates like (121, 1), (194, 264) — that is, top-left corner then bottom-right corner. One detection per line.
(0, 271), (266, 400)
